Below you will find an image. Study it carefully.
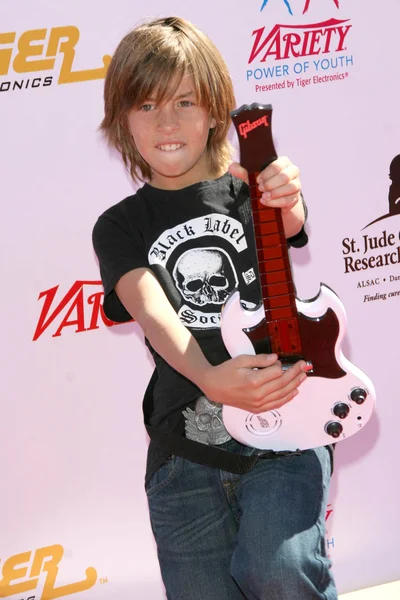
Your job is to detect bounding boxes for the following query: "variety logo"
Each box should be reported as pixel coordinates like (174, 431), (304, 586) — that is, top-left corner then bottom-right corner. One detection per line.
(0, 26), (111, 93)
(249, 19), (351, 63)
(32, 281), (125, 341)
(249, 0), (354, 93)
(0, 544), (97, 599)
(341, 156), (400, 303)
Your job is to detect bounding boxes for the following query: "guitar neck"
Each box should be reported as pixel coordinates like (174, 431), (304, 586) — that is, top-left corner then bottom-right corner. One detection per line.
(249, 172), (304, 359)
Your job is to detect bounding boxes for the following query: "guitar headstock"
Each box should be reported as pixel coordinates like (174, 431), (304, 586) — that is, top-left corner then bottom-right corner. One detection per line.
(230, 103), (277, 173)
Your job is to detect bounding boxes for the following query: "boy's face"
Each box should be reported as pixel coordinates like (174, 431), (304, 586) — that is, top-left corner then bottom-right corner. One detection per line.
(127, 75), (216, 190)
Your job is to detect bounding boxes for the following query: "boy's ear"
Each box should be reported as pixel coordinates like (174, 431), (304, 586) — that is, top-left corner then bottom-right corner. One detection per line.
(210, 116), (217, 129)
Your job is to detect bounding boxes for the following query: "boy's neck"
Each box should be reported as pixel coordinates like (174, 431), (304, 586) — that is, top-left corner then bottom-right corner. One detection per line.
(148, 156), (226, 191)
(148, 172), (226, 191)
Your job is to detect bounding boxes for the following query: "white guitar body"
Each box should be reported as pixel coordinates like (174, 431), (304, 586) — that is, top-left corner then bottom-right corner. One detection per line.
(221, 284), (376, 450)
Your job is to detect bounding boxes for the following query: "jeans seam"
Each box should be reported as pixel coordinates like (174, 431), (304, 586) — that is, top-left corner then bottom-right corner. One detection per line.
(314, 518), (329, 600)
(314, 449), (332, 600)
(221, 474), (241, 524)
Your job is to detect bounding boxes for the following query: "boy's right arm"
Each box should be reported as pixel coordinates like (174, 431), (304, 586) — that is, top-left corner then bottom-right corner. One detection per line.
(116, 267), (308, 414)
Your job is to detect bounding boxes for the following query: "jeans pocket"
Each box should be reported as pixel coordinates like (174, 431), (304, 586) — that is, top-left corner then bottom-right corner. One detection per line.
(145, 455), (183, 498)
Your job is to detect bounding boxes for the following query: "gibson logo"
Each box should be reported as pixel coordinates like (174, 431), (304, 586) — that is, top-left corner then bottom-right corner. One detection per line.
(249, 18), (352, 63)
(239, 115), (269, 138)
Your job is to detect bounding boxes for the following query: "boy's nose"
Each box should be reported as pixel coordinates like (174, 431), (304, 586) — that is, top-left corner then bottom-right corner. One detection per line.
(157, 107), (179, 134)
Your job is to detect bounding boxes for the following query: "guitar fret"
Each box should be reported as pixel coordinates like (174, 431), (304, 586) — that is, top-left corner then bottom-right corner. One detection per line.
(252, 209), (285, 228)
(252, 209), (276, 223)
(259, 269), (293, 285)
(261, 281), (295, 297)
(263, 293), (297, 309)
(253, 230), (283, 246)
(257, 247), (285, 261)
(257, 257), (291, 272)
(254, 235), (286, 250)
(264, 305), (298, 320)
(252, 219), (279, 234)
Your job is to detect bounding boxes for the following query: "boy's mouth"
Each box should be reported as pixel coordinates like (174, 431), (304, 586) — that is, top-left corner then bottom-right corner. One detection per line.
(157, 143), (185, 152)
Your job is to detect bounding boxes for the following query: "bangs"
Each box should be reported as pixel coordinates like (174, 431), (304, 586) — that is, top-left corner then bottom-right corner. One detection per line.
(131, 67), (186, 109)
(125, 33), (211, 110)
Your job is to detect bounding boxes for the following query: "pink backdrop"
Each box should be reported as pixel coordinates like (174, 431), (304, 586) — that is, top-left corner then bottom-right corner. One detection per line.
(1, 0), (399, 597)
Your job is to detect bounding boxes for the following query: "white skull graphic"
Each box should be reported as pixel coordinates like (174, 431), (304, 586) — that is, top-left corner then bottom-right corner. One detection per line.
(173, 248), (237, 306)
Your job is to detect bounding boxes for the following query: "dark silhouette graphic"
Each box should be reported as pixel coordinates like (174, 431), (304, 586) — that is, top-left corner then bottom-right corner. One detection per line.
(364, 155), (400, 228)
(389, 155), (400, 216)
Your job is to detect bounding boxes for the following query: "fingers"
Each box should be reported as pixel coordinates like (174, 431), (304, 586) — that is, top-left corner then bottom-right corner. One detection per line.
(248, 360), (308, 413)
(261, 191), (301, 212)
(259, 166), (301, 197)
(228, 162), (249, 185)
(235, 353), (279, 369)
(253, 367), (307, 413)
(256, 358), (306, 391)
(253, 388), (299, 414)
(256, 156), (295, 186)
(256, 158), (302, 209)
(259, 162), (300, 190)
(208, 356), (308, 413)
(229, 158), (302, 211)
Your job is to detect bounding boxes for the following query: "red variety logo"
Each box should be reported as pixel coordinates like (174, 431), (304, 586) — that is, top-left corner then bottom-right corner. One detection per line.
(33, 281), (124, 341)
(249, 18), (351, 63)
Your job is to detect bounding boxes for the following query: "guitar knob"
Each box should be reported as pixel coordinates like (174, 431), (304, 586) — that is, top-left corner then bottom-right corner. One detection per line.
(325, 421), (343, 438)
(333, 403), (350, 419)
(350, 388), (367, 405)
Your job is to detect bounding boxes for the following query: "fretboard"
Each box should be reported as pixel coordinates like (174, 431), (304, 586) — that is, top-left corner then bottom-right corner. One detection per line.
(249, 172), (303, 359)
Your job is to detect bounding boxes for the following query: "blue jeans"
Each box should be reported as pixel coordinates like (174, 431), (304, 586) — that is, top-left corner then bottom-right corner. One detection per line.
(146, 440), (337, 600)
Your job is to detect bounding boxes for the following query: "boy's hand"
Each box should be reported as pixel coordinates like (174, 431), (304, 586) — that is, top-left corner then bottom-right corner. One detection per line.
(229, 156), (302, 213)
(201, 354), (308, 414)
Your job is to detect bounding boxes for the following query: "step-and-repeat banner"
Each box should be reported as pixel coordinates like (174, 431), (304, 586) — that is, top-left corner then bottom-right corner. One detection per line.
(1, 0), (399, 598)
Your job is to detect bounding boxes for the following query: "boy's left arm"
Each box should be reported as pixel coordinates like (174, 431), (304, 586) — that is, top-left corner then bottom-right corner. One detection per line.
(229, 156), (305, 239)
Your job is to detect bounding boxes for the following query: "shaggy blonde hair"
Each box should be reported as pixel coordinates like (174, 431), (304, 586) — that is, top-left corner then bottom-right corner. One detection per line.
(100, 16), (235, 183)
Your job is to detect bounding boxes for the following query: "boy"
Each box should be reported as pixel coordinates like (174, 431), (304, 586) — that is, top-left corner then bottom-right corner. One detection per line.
(93, 16), (337, 600)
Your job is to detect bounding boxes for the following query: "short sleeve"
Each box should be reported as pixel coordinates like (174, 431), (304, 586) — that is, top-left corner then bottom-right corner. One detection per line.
(287, 226), (308, 248)
(287, 192), (308, 248)
(92, 210), (148, 323)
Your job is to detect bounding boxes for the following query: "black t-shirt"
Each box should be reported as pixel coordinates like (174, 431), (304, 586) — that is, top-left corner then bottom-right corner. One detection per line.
(92, 173), (308, 483)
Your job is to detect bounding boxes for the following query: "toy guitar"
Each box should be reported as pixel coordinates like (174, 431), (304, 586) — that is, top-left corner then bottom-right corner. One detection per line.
(220, 103), (376, 450)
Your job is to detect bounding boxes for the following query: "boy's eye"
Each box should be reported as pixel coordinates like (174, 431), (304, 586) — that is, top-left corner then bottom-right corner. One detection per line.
(140, 104), (155, 112)
(178, 100), (194, 107)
